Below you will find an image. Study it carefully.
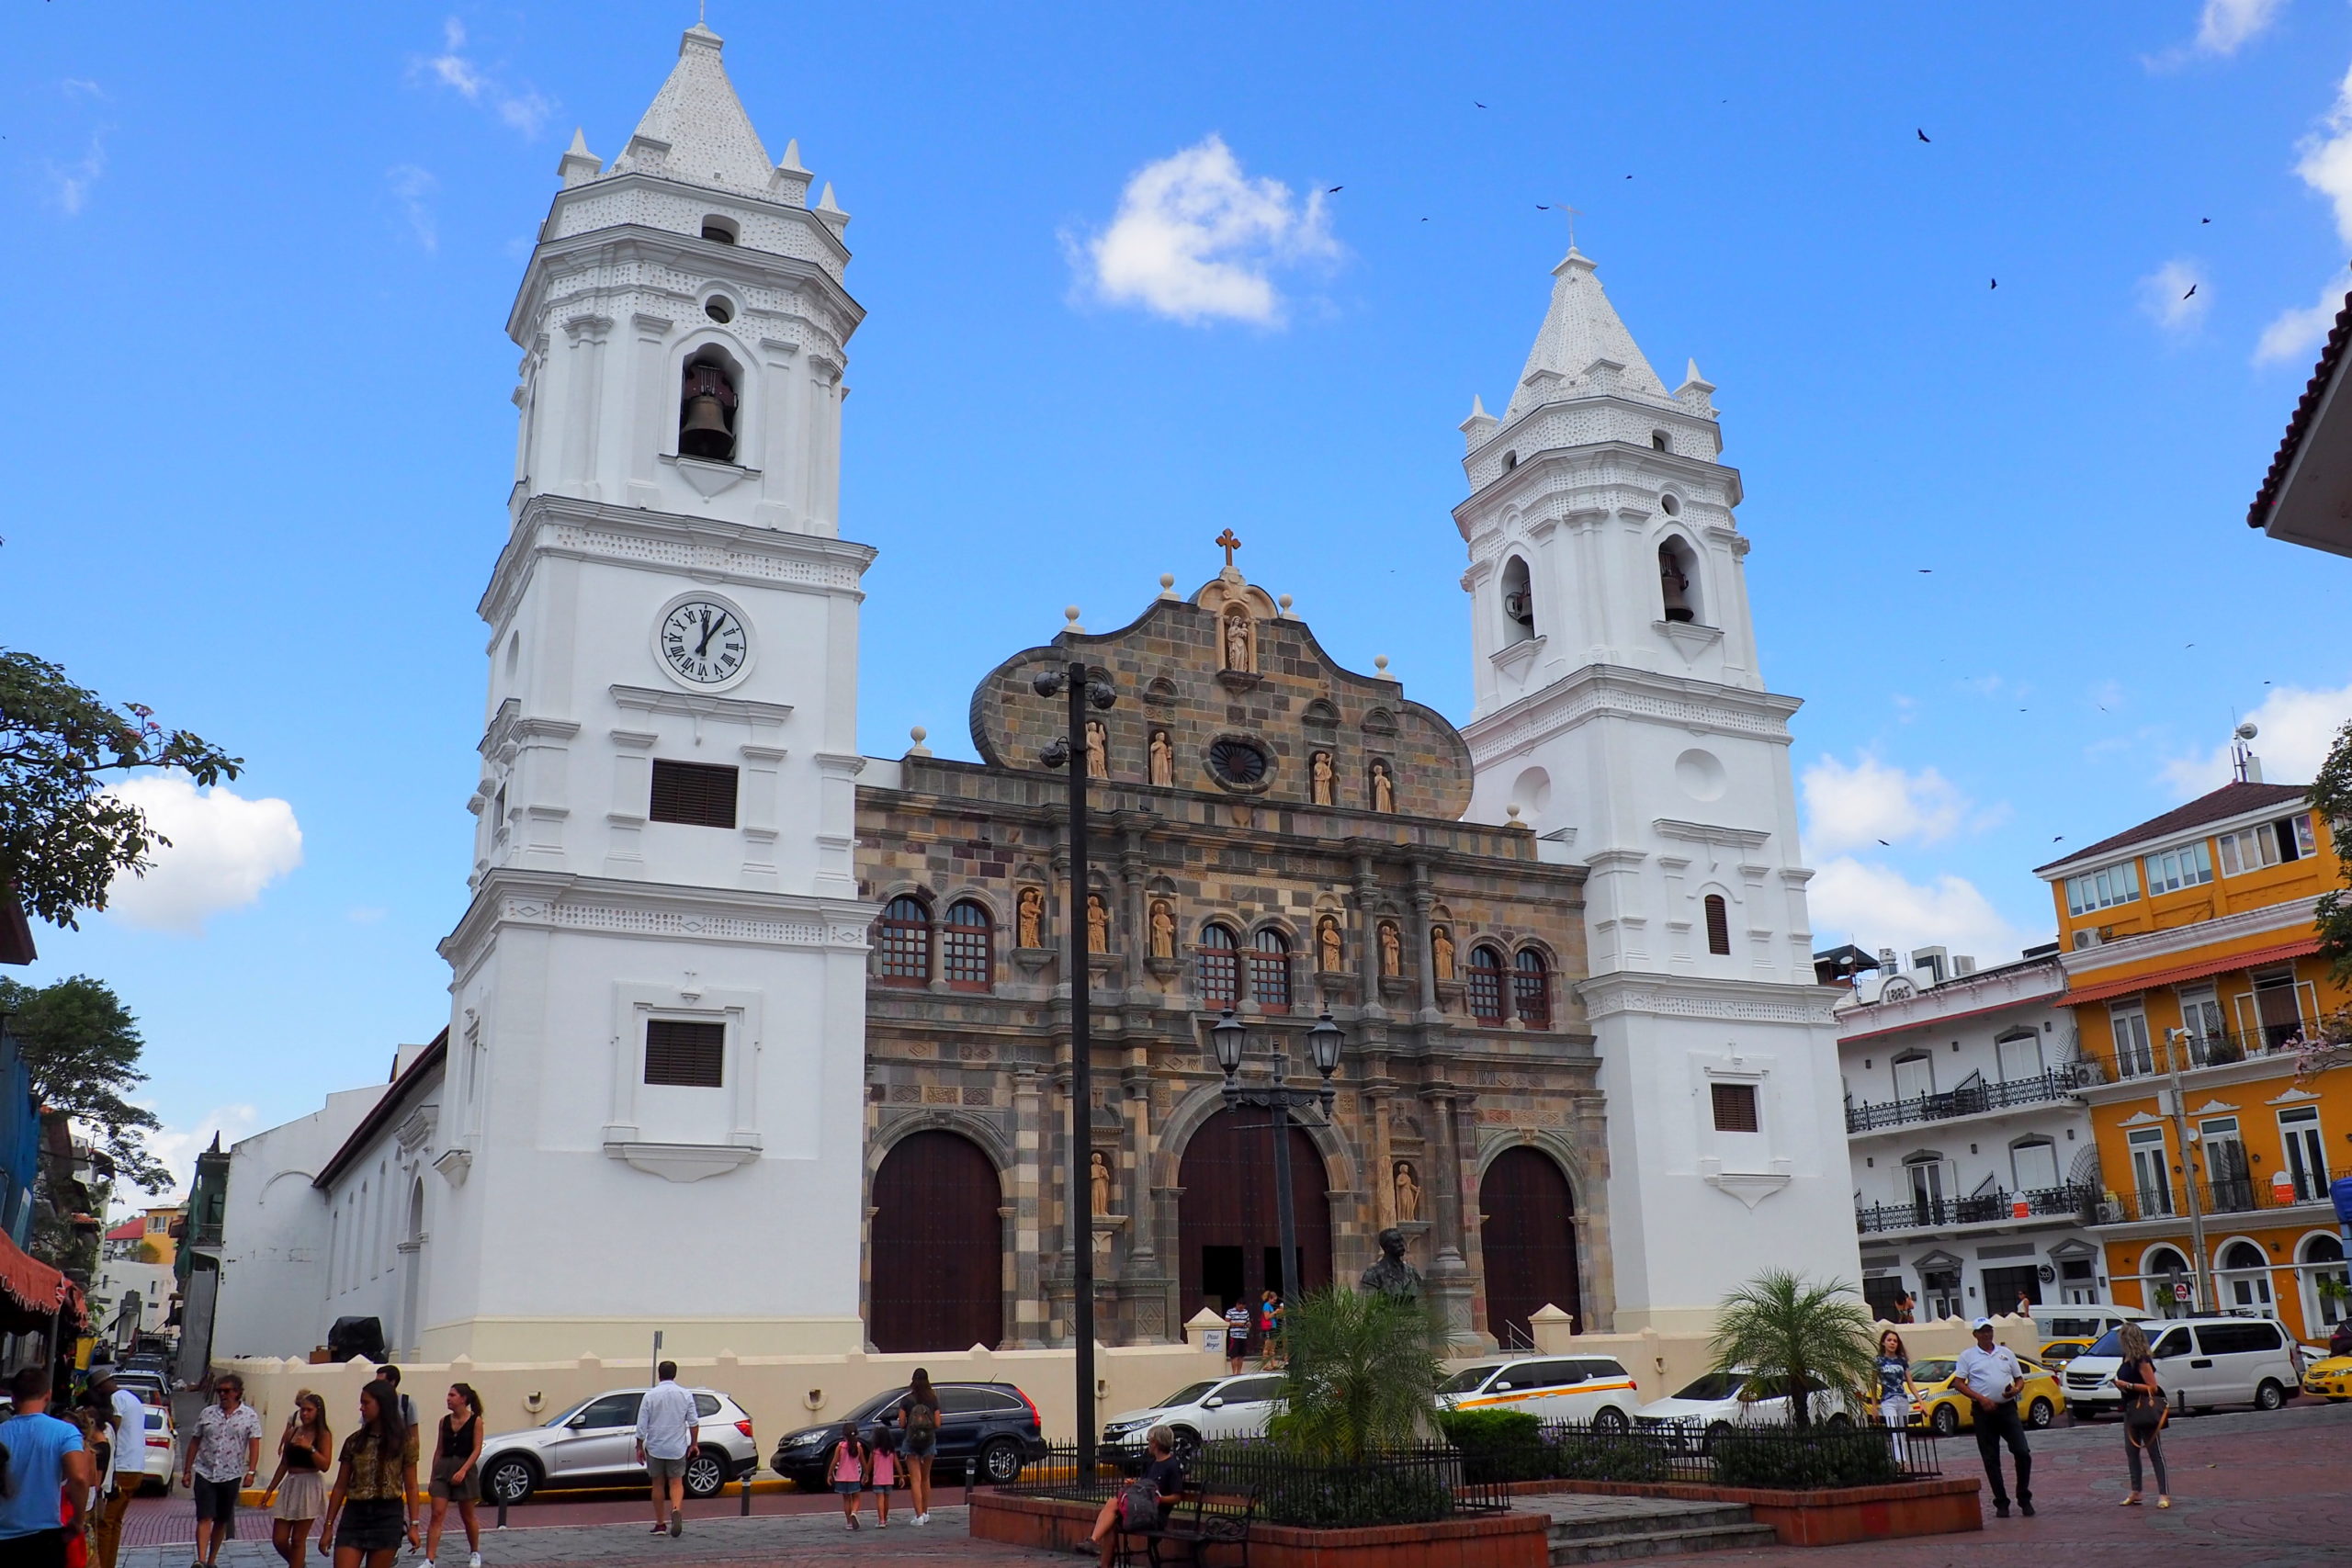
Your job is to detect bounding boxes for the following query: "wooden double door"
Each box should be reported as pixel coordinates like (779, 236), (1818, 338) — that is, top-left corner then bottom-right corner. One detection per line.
(869, 1130), (1003, 1352)
(1177, 1108), (1332, 1315)
(1479, 1145), (1580, 1348)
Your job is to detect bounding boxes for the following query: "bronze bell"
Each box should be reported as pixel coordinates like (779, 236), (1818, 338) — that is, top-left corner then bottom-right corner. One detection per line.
(679, 392), (732, 459)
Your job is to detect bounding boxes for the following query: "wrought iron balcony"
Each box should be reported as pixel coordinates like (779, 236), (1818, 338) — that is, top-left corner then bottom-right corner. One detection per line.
(1856, 1182), (2095, 1235)
(2090, 1172), (2333, 1225)
(1845, 1066), (2086, 1134)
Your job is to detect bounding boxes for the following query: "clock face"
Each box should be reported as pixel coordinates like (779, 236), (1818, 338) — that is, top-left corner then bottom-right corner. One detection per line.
(658, 600), (750, 685)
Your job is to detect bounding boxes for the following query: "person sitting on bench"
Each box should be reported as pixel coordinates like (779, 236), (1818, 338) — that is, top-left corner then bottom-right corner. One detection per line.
(1085, 1425), (1183, 1567)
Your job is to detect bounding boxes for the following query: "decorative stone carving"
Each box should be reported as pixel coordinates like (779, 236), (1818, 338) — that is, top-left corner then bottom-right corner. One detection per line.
(1016, 886), (1045, 950)
(1430, 926), (1454, 981)
(1084, 718), (1109, 780)
(1148, 728), (1174, 786)
(1359, 1226), (1423, 1302)
(1393, 1160), (1421, 1223)
(1317, 915), (1343, 973)
(1091, 1149), (1114, 1214)
(1369, 760), (1396, 813)
(1087, 894), (1111, 953)
(1310, 750), (1336, 806)
(1149, 899), (1176, 959)
(1378, 920), (1403, 976)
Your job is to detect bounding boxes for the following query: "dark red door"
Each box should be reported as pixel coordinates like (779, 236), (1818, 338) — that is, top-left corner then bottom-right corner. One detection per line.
(1479, 1146), (1579, 1348)
(1177, 1108), (1331, 1316)
(870, 1131), (1002, 1351)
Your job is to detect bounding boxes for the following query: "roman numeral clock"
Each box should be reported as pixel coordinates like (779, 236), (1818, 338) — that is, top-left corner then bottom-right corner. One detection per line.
(656, 597), (752, 686)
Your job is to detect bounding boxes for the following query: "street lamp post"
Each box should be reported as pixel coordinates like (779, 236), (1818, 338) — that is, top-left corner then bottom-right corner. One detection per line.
(2162, 1027), (2216, 1314)
(1210, 1009), (1345, 1313)
(1032, 659), (1115, 1477)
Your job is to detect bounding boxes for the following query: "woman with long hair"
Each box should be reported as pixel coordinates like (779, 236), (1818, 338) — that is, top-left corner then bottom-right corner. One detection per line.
(898, 1368), (941, 1526)
(427, 1383), (485, 1568)
(1873, 1329), (1919, 1463)
(2113, 1323), (2171, 1507)
(318, 1379), (422, 1568)
(264, 1391), (333, 1568)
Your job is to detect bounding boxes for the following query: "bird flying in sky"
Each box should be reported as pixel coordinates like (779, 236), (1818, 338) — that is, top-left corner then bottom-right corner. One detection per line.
(1917, 128), (1930, 142)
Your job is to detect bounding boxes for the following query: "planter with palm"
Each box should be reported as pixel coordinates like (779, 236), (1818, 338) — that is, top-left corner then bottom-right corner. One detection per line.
(1269, 1283), (1445, 1459)
(1708, 1269), (1877, 1430)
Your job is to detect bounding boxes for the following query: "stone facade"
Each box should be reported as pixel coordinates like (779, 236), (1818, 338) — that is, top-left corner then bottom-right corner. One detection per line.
(855, 567), (1612, 1350)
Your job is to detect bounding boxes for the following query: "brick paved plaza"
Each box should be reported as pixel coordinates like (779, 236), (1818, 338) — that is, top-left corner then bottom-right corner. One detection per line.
(118, 1402), (2352, 1568)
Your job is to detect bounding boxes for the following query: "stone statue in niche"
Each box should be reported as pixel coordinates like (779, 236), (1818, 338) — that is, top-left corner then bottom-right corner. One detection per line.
(1016, 886), (1045, 950)
(1310, 750), (1336, 806)
(1148, 898), (1176, 959)
(1084, 718), (1109, 780)
(1430, 926), (1454, 981)
(1369, 759), (1396, 813)
(1222, 607), (1252, 672)
(1090, 1149), (1114, 1214)
(1392, 1160), (1421, 1224)
(1087, 894), (1112, 953)
(1377, 920), (1402, 976)
(1316, 914), (1343, 973)
(1358, 1226), (1423, 1303)
(1148, 728), (1174, 786)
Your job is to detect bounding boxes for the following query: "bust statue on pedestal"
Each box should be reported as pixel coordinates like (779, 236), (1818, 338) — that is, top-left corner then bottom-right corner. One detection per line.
(1358, 1226), (1423, 1303)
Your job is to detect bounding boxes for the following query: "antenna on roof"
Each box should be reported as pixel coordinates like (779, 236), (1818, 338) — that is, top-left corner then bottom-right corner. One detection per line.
(2232, 721), (2261, 784)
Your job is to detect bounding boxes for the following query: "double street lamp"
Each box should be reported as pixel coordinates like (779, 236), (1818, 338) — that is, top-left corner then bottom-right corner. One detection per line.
(1210, 1008), (1345, 1320)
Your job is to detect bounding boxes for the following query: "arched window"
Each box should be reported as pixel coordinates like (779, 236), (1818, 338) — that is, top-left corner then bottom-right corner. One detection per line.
(1499, 556), (1535, 643)
(1650, 429), (1670, 453)
(876, 896), (930, 986)
(1703, 894), (1732, 955)
(679, 350), (740, 461)
(1466, 944), (1506, 1024)
(942, 899), (992, 991)
(1197, 923), (1239, 1008)
(2219, 1238), (2275, 1316)
(1513, 949), (1551, 1029)
(2141, 1244), (2192, 1318)
(2303, 1234), (2348, 1327)
(1250, 929), (1293, 1014)
(1659, 538), (1701, 625)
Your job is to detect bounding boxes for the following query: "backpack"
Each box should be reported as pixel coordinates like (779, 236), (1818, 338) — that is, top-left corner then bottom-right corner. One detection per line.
(1119, 1475), (1166, 1530)
(906, 1399), (937, 1438)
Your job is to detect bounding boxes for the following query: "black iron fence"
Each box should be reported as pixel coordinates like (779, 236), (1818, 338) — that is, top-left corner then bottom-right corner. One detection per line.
(1845, 1066), (2086, 1134)
(2094, 1175), (2332, 1224)
(1857, 1182), (2094, 1235)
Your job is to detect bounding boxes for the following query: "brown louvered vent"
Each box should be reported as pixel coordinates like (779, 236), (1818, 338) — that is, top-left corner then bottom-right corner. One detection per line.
(1711, 1082), (1758, 1134)
(644, 1020), (725, 1088)
(1704, 895), (1732, 956)
(650, 760), (739, 829)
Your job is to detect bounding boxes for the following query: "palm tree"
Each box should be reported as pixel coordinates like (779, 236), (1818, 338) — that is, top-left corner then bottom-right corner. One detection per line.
(1707, 1270), (1876, 1431)
(1272, 1285), (1443, 1460)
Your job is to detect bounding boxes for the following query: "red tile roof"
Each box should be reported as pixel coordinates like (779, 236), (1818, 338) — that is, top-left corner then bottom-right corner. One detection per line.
(2250, 289), (2352, 529)
(104, 1216), (143, 1242)
(2034, 781), (2309, 875)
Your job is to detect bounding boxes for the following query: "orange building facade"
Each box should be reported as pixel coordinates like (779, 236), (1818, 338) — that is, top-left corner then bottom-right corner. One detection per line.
(2040, 780), (2351, 1341)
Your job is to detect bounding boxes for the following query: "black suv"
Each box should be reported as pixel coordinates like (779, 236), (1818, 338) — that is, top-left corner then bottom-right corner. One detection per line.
(771, 1381), (1046, 1487)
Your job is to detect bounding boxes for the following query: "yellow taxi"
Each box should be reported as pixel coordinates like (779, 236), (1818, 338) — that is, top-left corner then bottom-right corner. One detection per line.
(2037, 1338), (2097, 1370)
(1906, 1357), (2068, 1435)
(2302, 1354), (2352, 1402)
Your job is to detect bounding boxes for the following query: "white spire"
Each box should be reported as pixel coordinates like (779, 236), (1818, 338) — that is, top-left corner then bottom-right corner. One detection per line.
(610, 23), (777, 195)
(557, 127), (602, 187)
(1504, 247), (1669, 421)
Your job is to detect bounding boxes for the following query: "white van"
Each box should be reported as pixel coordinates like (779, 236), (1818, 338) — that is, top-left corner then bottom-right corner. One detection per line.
(2030, 1304), (2152, 1343)
(1438, 1355), (1643, 1430)
(2063, 1316), (2302, 1417)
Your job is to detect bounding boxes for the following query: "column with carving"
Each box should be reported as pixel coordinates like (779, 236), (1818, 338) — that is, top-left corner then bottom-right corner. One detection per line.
(1409, 859), (1442, 1024)
(1010, 1067), (1047, 1347)
(1351, 847), (1386, 1021)
(1419, 1082), (1487, 1349)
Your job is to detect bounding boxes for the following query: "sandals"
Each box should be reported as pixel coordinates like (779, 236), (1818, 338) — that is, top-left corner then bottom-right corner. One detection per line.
(2120, 1495), (2141, 1506)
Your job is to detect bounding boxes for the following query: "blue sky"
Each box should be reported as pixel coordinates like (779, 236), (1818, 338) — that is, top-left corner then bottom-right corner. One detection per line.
(7, 0), (2352, 1192)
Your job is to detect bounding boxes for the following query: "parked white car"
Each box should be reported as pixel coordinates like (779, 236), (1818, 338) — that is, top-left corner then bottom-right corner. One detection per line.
(1101, 1372), (1284, 1460)
(1437, 1355), (1642, 1431)
(2063, 1316), (2301, 1418)
(1631, 1369), (1849, 1450)
(130, 1400), (175, 1495)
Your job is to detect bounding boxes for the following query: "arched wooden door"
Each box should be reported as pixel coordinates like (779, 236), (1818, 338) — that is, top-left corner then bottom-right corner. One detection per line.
(1479, 1146), (1579, 1348)
(870, 1131), (1003, 1351)
(1177, 1108), (1331, 1314)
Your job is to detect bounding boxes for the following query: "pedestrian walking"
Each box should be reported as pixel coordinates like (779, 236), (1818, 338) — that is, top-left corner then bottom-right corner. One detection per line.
(91, 1372), (145, 1568)
(317, 1379), (421, 1568)
(425, 1383), (483, 1567)
(1873, 1330), (1919, 1464)
(1258, 1291), (1282, 1365)
(371, 1367), (417, 1435)
(182, 1372), (264, 1567)
(826, 1422), (871, 1531)
(1955, 1317), (2033, 1518)
(1222, 1299), (1251, 1374)
(1894, 1292), (1917, 1325)
(2014, 1292), (2034, 1319)
(899, 1369), (941, 1525)
(263, 1390), (332, 1568)
(2112, 1323), (2171, 1508)
(866, 1421), (898, 1528)
(634, 1361), (698, 1539)
(2, 1369), (100, 1568)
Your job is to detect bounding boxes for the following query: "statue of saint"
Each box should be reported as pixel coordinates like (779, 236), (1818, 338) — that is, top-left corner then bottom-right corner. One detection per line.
(1087, 893), (1111, 953)
(1222, 609), (1251, 671)
(1358, 1226), (1423, 1303)
(1317, 915), (1343, 973)
(1149, 899), (1176, 959)
(1309, 750), (1336, 807)
(1369, 760), (1396, 813)
(1016, 886), (1045, 950)
(1148, 728), (1174, 786)
(1430, 925), (1454, 981)
(1378, 920), (1402, 977)
(1090, 1149), (1114, 1214)
(1084, 719), (1109, 780)
(1392, 1161), (1421, 1224)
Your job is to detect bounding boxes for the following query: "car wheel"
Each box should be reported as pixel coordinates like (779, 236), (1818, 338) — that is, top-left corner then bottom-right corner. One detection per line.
(2256, 1379), (2286, 1412)
(1929, 1404), (1961, 1437)
(1590, 1406), (1629, 1436)
(978, 1438), (1024, 1485)
(2027, 1398), (2054, 1429)
(483, 1454), (539, 1506)
(683, 1451), (729, 1498)
(1169, 1427), (1203, 1465)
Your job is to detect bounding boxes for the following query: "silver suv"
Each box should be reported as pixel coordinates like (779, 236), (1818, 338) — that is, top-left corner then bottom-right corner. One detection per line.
(478, 1386), (756, 1504)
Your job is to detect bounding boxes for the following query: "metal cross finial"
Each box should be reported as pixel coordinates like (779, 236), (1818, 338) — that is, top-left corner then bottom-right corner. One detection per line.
(698, 0), (707, 23)
(1556, 204), (1582, 251)
(1215, 528), (1243, 569)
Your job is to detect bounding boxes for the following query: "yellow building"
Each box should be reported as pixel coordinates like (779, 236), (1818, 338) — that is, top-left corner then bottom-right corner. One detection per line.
(2039, 776), (2351, 1341)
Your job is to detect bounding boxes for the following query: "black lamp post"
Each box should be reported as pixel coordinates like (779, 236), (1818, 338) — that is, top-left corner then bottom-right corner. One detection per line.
(1032, 658), (1114, 1476)
(1211, 1009), (1345, 1314)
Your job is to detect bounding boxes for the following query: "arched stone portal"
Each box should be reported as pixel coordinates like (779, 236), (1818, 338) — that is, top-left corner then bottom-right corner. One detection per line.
(1479, 1145), (1579, 1348)
(871, 1131), (1003, 1351)
(1178, 1107), (1331, 1315)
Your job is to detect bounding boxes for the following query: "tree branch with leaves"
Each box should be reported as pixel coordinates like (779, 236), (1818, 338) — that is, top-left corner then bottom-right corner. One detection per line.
(0, 974), (169, 1192)
(2312, 716), (2352, 985)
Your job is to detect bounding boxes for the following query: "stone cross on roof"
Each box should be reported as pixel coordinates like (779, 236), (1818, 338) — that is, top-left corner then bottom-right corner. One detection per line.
(1215, 528), (1243, 569)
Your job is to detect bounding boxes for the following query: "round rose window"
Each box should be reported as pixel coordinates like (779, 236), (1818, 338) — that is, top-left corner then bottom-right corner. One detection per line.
(1206, 739), (1270, 789)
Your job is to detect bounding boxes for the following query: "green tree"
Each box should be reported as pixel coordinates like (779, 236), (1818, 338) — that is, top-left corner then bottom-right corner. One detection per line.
(0, 649), (242, 931)
(1707, 1269), (1876, 1431)
(2312, 716), (2352, 983)
(1271, 1285), (1444, 1461)
(135, 1236), (164, 1265)
(0, 974), (168, 1191)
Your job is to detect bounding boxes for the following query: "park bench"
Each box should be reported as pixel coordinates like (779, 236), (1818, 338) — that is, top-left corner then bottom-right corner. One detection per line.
(1114, 1478), (1260, 1568)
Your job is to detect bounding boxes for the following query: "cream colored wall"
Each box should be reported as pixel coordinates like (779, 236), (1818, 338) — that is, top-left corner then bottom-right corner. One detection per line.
(1526, 1306), (2043, 1400)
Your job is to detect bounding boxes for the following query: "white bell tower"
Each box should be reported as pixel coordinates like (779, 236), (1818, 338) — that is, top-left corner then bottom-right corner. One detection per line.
(423, 23), (876, 1359)
(1458, 249), (1859, 1333)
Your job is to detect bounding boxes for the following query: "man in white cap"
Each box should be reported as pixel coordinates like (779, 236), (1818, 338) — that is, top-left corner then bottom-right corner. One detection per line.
(1954, 1317), (2032, 1518)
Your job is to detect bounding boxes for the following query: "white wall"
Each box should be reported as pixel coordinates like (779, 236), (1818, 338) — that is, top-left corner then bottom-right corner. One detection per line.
(89, 1259), (176, 1338)
(214, 1083), (393, 1360)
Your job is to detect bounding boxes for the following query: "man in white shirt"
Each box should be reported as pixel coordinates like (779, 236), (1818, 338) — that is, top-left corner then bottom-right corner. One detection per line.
(90, 1374), (147, 1568)
(635, 1362), (701, 1540)
(1954, 1318), (2033, 1518)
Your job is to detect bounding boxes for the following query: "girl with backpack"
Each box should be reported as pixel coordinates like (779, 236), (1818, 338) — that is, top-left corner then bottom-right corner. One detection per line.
(898, 1370), (941, 1526)
(826, 1422), (870, 1531)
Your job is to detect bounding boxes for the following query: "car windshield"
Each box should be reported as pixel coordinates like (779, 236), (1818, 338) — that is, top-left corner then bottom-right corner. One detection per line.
(845, 1390), (909, 1424)
(2086, 1327), (2129, 1357)
(1156, 1382), (1221, 1410)
(1910, 1359), (1956, 1383)
(1670, 1373), (1745, 1402)
(1439, 1366), (1503, 1395)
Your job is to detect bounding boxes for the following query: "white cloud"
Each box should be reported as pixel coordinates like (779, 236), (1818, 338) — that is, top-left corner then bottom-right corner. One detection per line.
(46, 129), (107, 216)
(411, 18), (554, 138)
(2256, 57), (2352, 363)
(1071, 134), (1339, 326)
(2140, 258), (2211, 333)
(145, 1105), (260, 1198)
(2158, 678), (2352, 795)
(1808, 857), (2036, 965)
(2195, 0), (2287, 55)
(1801, 754), (1971, 854)
(102, 775), (303, 935)
(388, 164), (438, 253)
(2256, 276), (2349, 364)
